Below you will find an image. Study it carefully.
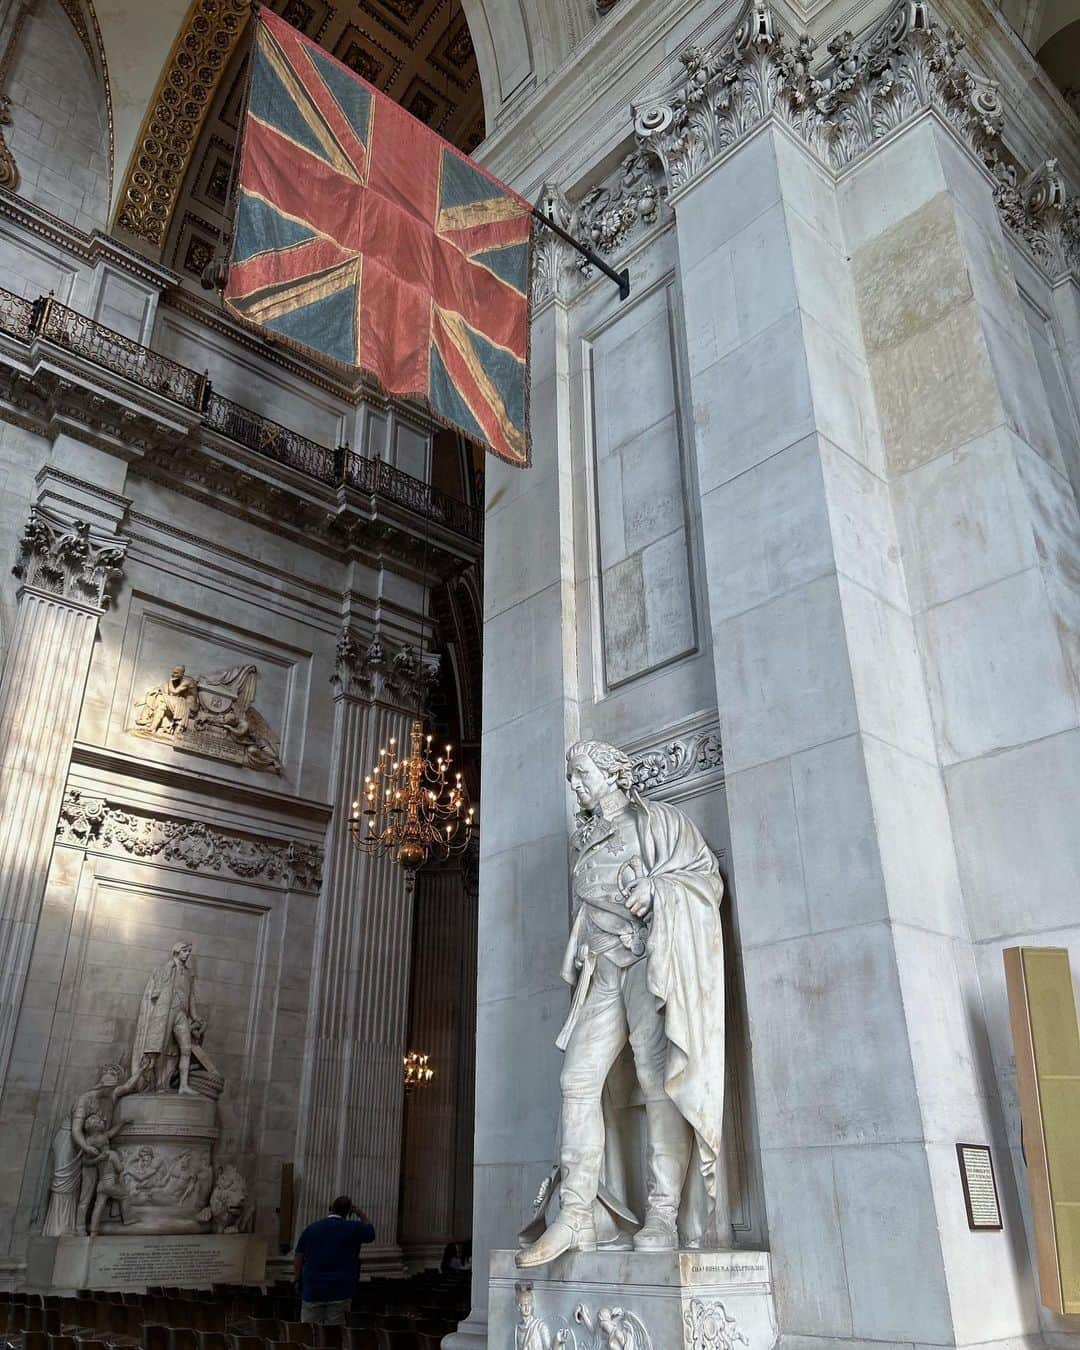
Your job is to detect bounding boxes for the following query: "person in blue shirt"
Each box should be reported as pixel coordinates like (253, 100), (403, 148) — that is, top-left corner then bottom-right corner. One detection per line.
(293, 1194), (376, 1324)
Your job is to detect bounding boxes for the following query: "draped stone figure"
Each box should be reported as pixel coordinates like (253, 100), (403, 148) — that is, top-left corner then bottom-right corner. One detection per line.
(130, 940), (202, 1094)
(517, 740), (727, 1267)
(43, 1061), (143, 1236)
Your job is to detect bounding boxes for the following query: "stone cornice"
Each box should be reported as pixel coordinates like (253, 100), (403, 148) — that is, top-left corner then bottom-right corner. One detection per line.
(0, 189), (179, 290)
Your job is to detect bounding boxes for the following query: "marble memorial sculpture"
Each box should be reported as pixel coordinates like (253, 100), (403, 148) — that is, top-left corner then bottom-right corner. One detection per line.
(516, 740), (727, 1268)
(44, 940), (237, 1237)
(132, 663), (282, 772)
(513, 1281), (653, 1350)
(42, 1062), (144, 1236)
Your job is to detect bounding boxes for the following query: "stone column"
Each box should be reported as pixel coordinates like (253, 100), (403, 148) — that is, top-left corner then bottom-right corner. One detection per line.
(669, 113), (1049, 1347)
(0, 503), (126, 1090)
(295, 632), (433, 1271)
(446, 257), (581, 1347)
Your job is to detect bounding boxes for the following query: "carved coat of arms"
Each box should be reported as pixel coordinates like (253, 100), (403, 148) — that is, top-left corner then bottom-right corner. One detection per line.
(131, 663), (282, 773)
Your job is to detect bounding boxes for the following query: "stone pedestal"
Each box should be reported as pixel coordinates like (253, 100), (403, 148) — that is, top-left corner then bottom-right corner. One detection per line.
(489, 1249), (776, 1349)
(26, 1233), (266, 1293)
(103, 1093), (219, 1234)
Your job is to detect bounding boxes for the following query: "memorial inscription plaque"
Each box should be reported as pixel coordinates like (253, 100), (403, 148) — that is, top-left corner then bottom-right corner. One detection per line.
(956, 1143), (1002, 1231)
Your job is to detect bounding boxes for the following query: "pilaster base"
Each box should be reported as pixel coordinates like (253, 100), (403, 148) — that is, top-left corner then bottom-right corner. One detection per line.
(490, 1248), (776, 1349)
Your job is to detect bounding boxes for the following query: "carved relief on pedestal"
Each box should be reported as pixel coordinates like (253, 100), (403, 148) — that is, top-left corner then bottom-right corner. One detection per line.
(13, 506), (127, 608)
(683, 1299), (749, 1350)
(513, 1283), (654, 1350)
(130, 662), (282, 772)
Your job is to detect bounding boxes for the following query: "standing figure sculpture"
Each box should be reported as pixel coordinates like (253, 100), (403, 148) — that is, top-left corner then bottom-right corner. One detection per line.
(43, 1061), (143, 1236)
(130, 940), (202, 1094)
(517, 741), (727, 1267)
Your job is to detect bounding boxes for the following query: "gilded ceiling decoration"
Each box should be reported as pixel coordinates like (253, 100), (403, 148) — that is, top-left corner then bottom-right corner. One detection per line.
(115, 0), (249, 247)
(114, 0), (483, 271)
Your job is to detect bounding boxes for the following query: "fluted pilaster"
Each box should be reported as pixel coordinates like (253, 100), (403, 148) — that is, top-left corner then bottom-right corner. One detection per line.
(296, 631), (435, 1268)
(0, 507), (126, 1089)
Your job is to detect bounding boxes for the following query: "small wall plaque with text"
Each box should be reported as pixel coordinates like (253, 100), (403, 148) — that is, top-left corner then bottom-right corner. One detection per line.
(956, 1143), (1002, 1231)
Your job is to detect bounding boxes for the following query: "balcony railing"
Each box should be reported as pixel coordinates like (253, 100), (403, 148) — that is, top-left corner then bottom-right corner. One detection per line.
(0, 289), (482, 543)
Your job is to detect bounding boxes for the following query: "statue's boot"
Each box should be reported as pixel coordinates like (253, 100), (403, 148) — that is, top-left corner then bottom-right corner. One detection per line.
(634, 1100), (691, 1251)
(516, 1146), (600, 1268)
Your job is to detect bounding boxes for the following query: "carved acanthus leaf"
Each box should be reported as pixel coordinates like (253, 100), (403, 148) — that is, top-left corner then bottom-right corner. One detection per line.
(532, 184), (577, 307)
(993, 158), (1080, 279)
(630, 722), (724, 796)
(57, 789), (324, 891)
(13, 506), (128, 609)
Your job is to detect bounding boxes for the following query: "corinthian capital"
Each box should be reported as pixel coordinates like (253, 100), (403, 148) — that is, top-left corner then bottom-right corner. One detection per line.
(333, 625), (440, 711)
(12, 506), (127, 609)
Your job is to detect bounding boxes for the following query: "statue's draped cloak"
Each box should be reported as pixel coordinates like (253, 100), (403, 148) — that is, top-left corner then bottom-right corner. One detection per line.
(559, 796), (725, 1231)
(130, 960), (194, 1076)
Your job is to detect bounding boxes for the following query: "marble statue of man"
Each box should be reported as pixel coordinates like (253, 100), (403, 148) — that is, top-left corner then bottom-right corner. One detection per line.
(131, 940), (202, 1095)
(517, 741), (726, 1267)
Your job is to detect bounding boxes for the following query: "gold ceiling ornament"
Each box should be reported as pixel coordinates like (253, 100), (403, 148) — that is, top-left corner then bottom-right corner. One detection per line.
(115, 0), (250, 247)
(348, 718), (473, 884)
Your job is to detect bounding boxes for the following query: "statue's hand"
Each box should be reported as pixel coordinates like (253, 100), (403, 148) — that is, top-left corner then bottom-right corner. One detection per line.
(624, 880), (653, 919)
(574, 943), (588, 971)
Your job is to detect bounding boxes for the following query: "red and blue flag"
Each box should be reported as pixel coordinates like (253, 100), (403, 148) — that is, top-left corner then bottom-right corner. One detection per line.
(224, 7), (532, 466)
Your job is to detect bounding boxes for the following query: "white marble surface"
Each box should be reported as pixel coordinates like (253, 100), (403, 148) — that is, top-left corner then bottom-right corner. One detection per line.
(490, 1248), (777, 1350)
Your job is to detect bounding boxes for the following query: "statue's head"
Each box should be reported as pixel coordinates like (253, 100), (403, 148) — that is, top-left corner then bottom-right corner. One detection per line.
(514, 1281), (534, 1317)
(173, 940), (193, 964)
(96, 1061), (125, 1087)
(171, 665), (185, 679)
(566, 740), (634, 813)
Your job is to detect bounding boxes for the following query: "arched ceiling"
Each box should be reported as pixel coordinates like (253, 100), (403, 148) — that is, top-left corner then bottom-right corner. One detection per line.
(88, 0), (505, 260)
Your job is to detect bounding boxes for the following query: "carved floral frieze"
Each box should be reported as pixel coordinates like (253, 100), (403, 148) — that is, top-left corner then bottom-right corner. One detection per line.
(12, 506), (127, 609)
(630, 721), (723, 796)
(57, 789), (323, 891)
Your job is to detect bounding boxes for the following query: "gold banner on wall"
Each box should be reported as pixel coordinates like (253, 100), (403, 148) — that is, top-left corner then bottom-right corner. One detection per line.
(1004, 946), (1080, 1315)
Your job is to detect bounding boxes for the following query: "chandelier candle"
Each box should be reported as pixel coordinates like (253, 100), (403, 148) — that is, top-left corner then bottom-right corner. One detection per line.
(348, 718), (473, 882)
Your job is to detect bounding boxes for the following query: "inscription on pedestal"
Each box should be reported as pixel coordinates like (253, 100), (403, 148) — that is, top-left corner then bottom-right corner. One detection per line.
(51, 1234), (266, 1290)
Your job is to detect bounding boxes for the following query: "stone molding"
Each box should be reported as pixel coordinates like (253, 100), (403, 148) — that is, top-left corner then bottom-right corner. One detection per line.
(12, 504), (127, 609)
(333, 625), (440, 712)
(629, 719), (724, 797)
(624, 0), (1077, 283)
(56, 788), (324, 891)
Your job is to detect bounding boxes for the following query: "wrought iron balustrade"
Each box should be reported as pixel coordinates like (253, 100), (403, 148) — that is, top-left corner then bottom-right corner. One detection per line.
(0, 287), (482, 544)
(31, 295), (207, 410)
(204, 391), (337, 481)
(0, 290), (33, 340)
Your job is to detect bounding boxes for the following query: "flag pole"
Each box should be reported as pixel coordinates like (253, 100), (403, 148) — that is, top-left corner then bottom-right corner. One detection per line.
(531, 206), (631, 302)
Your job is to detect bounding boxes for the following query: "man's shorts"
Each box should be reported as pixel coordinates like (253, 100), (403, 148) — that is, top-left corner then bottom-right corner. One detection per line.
(300, 1299), (350, 1325)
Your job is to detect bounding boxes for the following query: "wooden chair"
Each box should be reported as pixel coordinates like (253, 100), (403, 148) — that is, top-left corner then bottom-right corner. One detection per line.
(374, 1331), (416, 1350)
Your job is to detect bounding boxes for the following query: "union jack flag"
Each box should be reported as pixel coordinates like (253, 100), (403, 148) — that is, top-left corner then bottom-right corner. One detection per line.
(224, 7), (532, 466)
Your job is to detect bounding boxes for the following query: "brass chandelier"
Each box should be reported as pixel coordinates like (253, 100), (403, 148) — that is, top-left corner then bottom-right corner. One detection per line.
(348, 718), (473, 881)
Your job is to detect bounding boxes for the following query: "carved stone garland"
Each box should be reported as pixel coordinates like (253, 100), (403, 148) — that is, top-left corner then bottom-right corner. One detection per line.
(683, 1298), (749, 1350)
(57, 788), (324, 890)
(12, 506), (127, 608)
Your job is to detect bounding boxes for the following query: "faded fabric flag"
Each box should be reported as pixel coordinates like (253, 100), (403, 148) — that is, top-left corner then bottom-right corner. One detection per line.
(224, 6), (532, 466)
